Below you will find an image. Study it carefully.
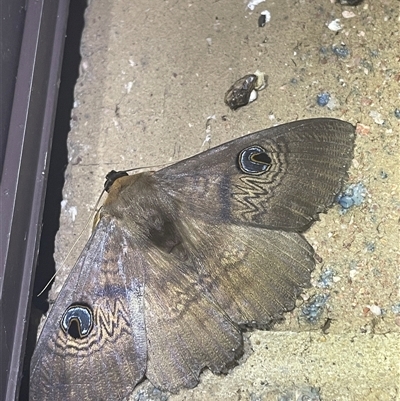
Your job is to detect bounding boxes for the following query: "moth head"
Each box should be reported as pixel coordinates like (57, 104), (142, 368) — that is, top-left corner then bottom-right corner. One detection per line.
(103, 172), (145, 205)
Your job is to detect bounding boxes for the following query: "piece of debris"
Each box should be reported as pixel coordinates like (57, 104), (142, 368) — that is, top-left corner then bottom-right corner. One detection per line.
(224, 71), (267, 110)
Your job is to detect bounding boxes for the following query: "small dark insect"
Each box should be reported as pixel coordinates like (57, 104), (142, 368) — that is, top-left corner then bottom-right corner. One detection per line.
(321, 318), (333, 334)
(258, 14), (267, 27)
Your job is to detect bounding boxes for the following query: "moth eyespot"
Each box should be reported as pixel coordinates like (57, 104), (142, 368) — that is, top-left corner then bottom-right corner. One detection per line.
(61, 303), (94, 339)
(238, 145), (272, 175)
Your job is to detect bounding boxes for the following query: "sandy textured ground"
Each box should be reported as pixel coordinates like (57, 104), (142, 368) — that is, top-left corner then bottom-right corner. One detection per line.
(51, 0), (399, 400)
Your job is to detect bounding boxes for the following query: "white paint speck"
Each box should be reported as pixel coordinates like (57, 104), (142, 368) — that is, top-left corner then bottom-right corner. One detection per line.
(368, 304), (382, 316)
(342, 10), (356, 18)
(254, 70), (267, 90)
(369, 110), (385, 125)
(202, 134), (211, 148)
(328, 19), (342, 31)
(327, 96), (340, 110)
(125, 81), (133, 94)
(68, 206), (78, 222)
(247, 0), (265, 11)
(248, 90), (258, 103)
(260, 10), (271, 23)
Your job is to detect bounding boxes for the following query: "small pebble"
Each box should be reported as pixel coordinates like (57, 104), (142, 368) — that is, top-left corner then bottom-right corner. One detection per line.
(394, 108), (400, 119)
(326, 95), (340, 110)
(349, 269), (358, 279)
(328, 19), (342, 31)
(368, 304), (382, 316)
(369, 110), (385, 125)
(355, 123), (370, 136)
(342, 10), (356, 18)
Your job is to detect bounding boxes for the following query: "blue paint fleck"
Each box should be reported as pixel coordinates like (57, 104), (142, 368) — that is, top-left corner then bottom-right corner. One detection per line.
(361, 59), (373, 73)
(392, 303), (400, 314)
(278, 387), (321, 401)
(317, 92), (330, 107)
(302, 294), (329, 323)
(317, 269), (335, 288)
(338, 182), (366, 210)
(366, 242), (375, 252)
(319, 46), (329, 55)
(134, 387), (169, 401)
(332, 45), (350, 58)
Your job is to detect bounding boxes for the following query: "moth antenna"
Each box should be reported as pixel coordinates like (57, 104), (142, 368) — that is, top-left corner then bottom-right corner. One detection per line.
(124, 163), (168, 173)
(36, 189), (107, 297)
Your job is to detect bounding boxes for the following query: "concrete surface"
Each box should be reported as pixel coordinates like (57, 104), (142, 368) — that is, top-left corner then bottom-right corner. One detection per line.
(52, 0), (399, 400)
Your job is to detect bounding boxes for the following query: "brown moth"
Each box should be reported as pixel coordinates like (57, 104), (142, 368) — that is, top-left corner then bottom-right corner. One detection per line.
(30, 118), (355, 401)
